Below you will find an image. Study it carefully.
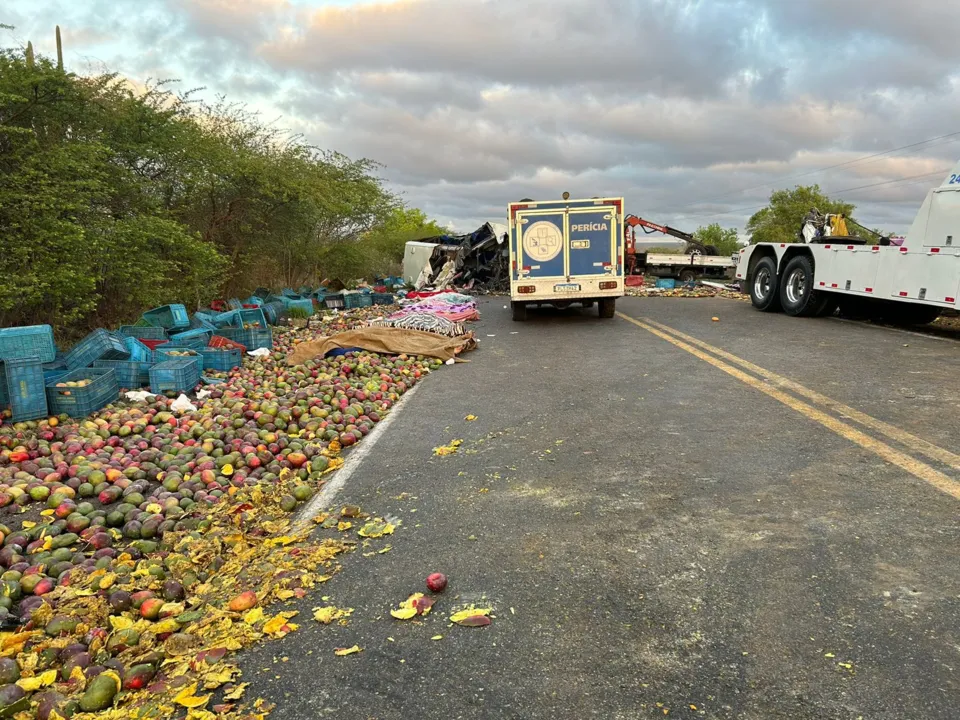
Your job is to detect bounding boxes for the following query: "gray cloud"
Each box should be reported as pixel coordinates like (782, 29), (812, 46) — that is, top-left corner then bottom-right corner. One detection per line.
(5, 0), (959, 234)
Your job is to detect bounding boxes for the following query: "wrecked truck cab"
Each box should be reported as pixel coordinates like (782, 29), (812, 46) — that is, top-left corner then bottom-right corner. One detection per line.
(507, 196), (626, 320)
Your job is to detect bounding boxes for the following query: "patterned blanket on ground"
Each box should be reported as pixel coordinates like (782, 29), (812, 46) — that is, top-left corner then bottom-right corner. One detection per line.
(371, 312), (468, 337)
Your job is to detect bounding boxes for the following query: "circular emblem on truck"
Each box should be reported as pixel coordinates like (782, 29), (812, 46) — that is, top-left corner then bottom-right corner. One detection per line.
(523, 221), (563, 262)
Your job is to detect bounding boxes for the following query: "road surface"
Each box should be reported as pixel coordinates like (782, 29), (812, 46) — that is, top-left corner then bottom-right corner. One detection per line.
(238, 296), (960, 720)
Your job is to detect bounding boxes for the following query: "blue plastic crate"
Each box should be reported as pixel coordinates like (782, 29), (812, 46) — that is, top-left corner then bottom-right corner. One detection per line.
(227, 298), (243, 311)
(343, 293), (372, 309)
(4, 356), (48, 421)
(62, 329), (130, 371)
(281, 288), (298, 298)
(211, 310), (240, 327)
(118, 325), (167, 340)
(93, 359), (151, 388)
(189, 314), (218, 333)
(154, 346), (203, 364)
(261, 302), (285, 325)
(224, 308), (267, 329)
(42, 360), (68, 383)
(142, 304), (190, 331)
(285, 298), (315, 315)
(655, 278), (677, 290)
(0, 325), (57, 363)
(219, 326), (273, 351)
(199, 346), (242, 371)
(46, 367), (119, 417)
(168, 327), (213, 347)
(149, 357), (201, 393)
(155, 334), (206, 351)
(244, 296), (264, 307)
(371, 293), (395, 305)
(123, 336), (153, 362)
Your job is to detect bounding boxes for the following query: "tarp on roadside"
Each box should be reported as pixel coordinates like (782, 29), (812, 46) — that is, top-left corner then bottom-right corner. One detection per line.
(285, 326), (475, 366)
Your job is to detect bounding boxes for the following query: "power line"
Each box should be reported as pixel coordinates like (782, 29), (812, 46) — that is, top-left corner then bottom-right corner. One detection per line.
(682, 168), (949, 223)
(668, 130), (960, 212)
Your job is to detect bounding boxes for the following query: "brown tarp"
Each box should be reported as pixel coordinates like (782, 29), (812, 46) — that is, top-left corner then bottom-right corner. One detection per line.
(285, 327), (475, 366)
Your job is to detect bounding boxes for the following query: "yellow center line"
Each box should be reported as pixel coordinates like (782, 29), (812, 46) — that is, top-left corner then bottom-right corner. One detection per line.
(640, 316), (960, 472)
(616, 312), (960, 501)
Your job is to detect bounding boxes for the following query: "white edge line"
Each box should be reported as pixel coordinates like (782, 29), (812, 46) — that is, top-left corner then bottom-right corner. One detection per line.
(293, 380), (423, 529)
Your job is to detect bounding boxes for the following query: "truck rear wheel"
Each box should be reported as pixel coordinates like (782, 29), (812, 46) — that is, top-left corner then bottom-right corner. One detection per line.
(749, 256), (781, 312)
(678, 269), (697, 284)
(511, 302), (527, 321)
(598, 298), (616, 318)
(779, 254), (826, 317)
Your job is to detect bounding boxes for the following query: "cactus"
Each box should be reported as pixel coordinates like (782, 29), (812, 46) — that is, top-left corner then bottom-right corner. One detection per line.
(25, 41), (34, 69)
(56, 26), (63, 70)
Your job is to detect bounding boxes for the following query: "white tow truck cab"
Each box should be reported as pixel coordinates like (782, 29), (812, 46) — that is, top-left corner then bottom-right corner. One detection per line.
(507, 195), (625, 321)
(736, 161), (960, 325)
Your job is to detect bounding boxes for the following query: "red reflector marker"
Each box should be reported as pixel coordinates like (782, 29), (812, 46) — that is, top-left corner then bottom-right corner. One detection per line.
(865, 287), (873, 293)
(847, 245), (854, 250)
(824, 244), (831, 249)
(900, 247), (908, 253)
(599, 281), (618, 290)
(831, 283), (838, 288)
(947, 297), (956, 303)
(931, 248), (940, 253)
(899, 291), (908, 296)
(819, 282), (825, 286)
(518, 285), (536, 294)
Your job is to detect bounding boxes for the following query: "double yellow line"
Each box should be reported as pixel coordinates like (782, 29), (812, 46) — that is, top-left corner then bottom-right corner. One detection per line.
(616, 312), (960, 500)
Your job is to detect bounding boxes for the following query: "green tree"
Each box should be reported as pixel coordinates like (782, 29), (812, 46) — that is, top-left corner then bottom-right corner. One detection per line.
(0, 41), (436, 332)
(746, 185), (859, 244)
(692, 223), (742, 254)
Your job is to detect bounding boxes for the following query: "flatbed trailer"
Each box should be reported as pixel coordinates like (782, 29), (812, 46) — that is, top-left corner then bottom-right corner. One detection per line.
(635, 252), (738, 282)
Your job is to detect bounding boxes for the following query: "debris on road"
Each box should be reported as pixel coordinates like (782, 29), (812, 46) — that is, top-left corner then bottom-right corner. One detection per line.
(433, 439), (463, 456)
(449, 605), (493, 627)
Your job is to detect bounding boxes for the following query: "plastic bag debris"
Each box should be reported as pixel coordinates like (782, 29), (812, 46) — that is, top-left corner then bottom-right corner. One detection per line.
(124, 390), (156, 402)
(170, 394), (198, 413)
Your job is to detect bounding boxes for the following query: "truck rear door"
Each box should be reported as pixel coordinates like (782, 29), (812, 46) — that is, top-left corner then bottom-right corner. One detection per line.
(515, 207), (566, 280)
(567, 203), (619, 277)
(515, 199), (620, 281)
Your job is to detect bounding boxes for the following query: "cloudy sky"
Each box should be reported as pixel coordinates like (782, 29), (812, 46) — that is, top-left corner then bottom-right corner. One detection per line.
(5, 0), (960, 241)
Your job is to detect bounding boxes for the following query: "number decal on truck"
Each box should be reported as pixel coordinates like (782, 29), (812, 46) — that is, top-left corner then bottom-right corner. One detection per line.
(949, 174), (960, 185)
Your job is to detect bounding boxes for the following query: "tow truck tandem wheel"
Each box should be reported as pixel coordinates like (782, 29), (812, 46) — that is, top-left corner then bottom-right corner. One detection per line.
(598, 298), (616, 318)
(779, 254), (826, 317)
(749, 256), (781, 312)
(511, 302), (527, 321)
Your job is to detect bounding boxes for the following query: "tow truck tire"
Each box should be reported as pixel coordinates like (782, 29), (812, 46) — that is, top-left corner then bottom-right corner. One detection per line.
(749, 256), (781, 312)
(511, 302), (527, 321)
(779, 255), (824, 317)
(598, 298), (616, 318)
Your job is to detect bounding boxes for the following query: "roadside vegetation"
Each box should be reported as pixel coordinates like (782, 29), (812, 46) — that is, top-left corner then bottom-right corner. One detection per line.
(0, 45), (445, 336)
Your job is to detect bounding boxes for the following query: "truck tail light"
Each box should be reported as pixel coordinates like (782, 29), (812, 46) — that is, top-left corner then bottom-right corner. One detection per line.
(518, 285), (536, 294)
(599, 281), (618, 290)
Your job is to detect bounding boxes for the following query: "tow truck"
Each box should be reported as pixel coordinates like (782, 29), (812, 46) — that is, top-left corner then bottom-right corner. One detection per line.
(624, 215), (738, 281)
(736, 160), (960, 325)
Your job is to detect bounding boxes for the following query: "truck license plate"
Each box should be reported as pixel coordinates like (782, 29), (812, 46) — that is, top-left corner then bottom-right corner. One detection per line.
(554, 283), (580, 292)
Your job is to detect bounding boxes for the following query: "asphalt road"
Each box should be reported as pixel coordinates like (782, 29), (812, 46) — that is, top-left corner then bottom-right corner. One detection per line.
(238, 296), (960, 720)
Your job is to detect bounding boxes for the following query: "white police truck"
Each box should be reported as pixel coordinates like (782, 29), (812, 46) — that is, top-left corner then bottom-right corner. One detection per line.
(507, 195), (625, 321)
